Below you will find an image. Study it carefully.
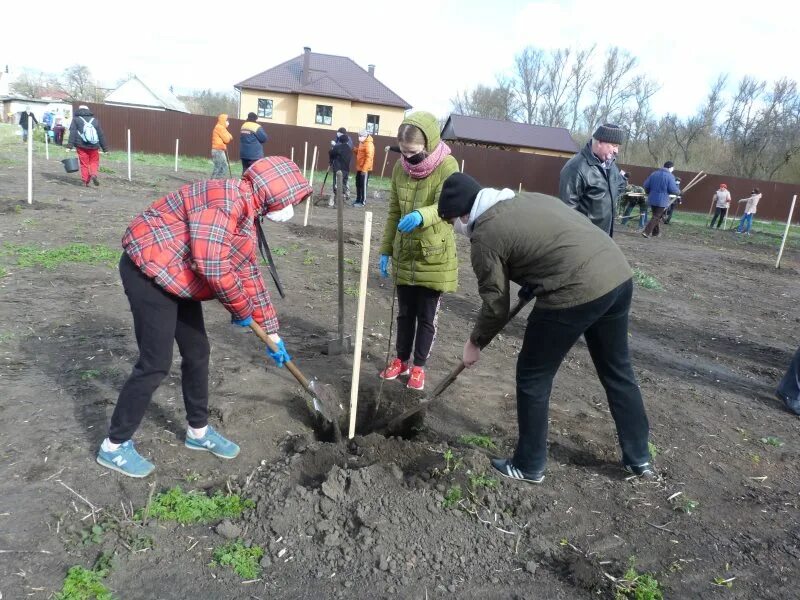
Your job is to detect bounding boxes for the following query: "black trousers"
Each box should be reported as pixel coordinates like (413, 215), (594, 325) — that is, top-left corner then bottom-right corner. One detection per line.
(396, 285), (441, 367)
(109, 254), (210, 443)
(710, 206), (727, 228)
(241, 158), (258, 173)
(355, 171), (368, 203)
(513, 279), (650, 473)
(644, 206), (666, 236)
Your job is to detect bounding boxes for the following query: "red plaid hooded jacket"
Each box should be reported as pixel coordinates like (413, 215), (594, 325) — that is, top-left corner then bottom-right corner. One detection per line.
(122, 157), (311, 333)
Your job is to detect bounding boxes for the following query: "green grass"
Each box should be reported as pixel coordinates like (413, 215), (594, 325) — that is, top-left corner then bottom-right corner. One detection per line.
(442, 485), (463, 508)
(458, 434), (497, 450)
(272, 246), (288, 256)
(344, 285), (359, 297)
(614, 558), (663, 600)
(648, 442), (659, 458)
(0, 266), (7, 278)
(671, 495), (699, 515)
(55, 553), (114, 600)
(760, 436), (784, 447)
(212, 540), (264, 579)
(136, 486), (254, 525)
(633, 268), (662, 291)
(80, 369), (101, 381)
(2, 243), (120, 269)
(468, 473), (498, 489)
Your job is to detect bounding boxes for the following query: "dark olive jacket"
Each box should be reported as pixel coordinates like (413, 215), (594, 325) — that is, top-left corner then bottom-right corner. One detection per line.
(558, 142), (626, 235)
(468, 192), (632, 347)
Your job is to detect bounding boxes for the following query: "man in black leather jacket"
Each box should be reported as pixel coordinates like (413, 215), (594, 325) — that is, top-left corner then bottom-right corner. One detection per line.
(558, 123), (627, 236)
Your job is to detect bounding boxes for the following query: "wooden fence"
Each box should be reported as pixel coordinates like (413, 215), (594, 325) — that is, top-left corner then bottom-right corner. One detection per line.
(77, 102), (800, 223)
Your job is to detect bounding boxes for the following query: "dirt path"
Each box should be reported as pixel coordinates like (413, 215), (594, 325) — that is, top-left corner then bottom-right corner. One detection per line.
(1, 148), (799, 599)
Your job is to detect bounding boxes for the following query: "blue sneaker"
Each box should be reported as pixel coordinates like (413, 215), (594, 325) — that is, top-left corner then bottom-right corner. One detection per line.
(184, 425), (240, 459)
(96, 440), (155, 478)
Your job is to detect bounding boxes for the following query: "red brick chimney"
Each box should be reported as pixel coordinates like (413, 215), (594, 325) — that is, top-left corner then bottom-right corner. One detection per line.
(302, 47), (311, 85)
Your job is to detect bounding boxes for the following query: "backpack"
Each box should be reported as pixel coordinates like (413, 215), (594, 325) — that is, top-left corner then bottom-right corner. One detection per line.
(79, 117), (99, 144)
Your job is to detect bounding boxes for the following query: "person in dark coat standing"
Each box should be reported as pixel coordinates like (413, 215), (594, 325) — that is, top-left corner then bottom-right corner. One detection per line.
(641, 161), (681, 238)
(67, 105), (109, 186)
(19, 107), (38, 143)
(438, 172), (654, 484)
(328, 133), (353, 206)
(558, 123), (627, 236)
(239, 112), (268, 173)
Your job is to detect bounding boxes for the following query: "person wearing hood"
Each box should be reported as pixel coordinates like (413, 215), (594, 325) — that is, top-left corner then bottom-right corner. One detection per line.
(559, 123), (627, 236)
(67, 105), (109, 186)
(378, 111), (459, 391)
(96, 157), (311, 478)
(736, 188), (762, 235)
(211, 113), (233, 178)
(240, 112), (268, 173)
(328, 133), (353, 206)
(354, 129), (374, 207)
(641, 161), (681, 238)
(438, 173), (654, 484)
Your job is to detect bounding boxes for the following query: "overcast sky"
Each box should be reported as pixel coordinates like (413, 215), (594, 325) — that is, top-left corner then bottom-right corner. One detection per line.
(3, 0), (797, 123)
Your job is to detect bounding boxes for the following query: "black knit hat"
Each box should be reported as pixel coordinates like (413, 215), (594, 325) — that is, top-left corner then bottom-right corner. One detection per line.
(438, 173), (483, 219)
(247, 112), (258, 121)
(663, 160), (674, 169)
(592, 123), (625, 144)
(337, 127), (347, 134)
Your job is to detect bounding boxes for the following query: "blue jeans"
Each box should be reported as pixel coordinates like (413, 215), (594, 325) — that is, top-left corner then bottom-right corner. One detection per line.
(513, 279), (651, 473)
(621, 202), (646, 229)
(777, 345), (800, 415)
(738, 213), (753, 233)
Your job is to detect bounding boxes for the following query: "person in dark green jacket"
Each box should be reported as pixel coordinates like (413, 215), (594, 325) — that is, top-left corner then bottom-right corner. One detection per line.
(378, 112), (459, 391)
(438, 172), (654, 484)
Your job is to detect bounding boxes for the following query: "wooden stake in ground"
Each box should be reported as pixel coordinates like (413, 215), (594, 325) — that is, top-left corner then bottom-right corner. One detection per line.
(303, 141), (308, 179)
(460, 159), (465, 173)
(518, 183), (522, 193)
(127, 129), (132, 182)
(27, 121), (33, 204)
(174, 139), (179, 172)
(348, 211), (373, 439)
(303, 146), (318, 226)
(776, 194), (797, 269)
(290, 146), (294, 165)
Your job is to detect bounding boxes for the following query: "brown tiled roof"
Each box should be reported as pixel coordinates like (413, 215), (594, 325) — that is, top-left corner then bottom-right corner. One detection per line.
(441, 114), (579, 153)
(235, 51), (411, 110)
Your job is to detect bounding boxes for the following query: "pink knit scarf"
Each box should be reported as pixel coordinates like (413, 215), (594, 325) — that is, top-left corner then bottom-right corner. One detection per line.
(401, 141), (452, 179)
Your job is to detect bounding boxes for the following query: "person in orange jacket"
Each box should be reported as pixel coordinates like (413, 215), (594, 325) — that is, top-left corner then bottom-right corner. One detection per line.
(354, 129), (374, 207)
(211, 114), (233, 178)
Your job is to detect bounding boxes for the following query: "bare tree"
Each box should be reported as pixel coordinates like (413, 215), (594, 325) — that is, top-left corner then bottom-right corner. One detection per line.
(584, 47), (637, 129)
(450, 80), (517, 121)
(541, 48), (571, 127)
(179, 89), (239, 117)
(698, 74), (728, 133)
(566, 45), (596, 132)
(513, 46), (547, 124)
(10, 71), (52, 98)
(57, 65), (100, 102)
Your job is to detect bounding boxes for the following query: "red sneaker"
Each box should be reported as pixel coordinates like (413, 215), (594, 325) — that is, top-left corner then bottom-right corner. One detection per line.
(379, 358), (409, 380)
(407, 366), (425, 391)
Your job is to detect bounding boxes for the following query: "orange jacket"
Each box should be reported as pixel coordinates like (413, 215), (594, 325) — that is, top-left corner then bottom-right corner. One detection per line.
(211, 114), (233, 150)
(356, 135), (374, 172)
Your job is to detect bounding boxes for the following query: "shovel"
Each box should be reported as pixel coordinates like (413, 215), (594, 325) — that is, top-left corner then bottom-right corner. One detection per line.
(376, 287), (535, 434)
(249, 321), (344, 441)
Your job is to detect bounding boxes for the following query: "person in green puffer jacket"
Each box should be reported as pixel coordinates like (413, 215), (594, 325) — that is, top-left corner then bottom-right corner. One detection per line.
(378, 111), (459, 391)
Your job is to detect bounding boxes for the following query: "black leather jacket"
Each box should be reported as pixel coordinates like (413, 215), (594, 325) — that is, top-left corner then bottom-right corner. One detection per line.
(558, 142), (626, 236)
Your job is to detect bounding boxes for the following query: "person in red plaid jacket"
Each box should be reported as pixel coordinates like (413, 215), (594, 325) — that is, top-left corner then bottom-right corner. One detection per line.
(96, 157), (312, 478)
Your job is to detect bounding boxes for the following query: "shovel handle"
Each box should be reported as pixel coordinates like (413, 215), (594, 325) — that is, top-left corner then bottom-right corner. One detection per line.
(249, 321), (311, 389)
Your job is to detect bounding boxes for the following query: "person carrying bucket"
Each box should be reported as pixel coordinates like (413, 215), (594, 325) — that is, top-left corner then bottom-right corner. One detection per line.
(67, 105), (109, 186)
(96, 157), (309, 478)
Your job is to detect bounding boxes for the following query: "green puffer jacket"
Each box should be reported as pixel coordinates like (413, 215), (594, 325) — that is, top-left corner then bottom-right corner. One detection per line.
(379, 112), (459, 292)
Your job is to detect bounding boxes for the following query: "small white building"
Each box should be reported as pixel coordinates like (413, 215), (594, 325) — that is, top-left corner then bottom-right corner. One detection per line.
(104, 75), (190, 113)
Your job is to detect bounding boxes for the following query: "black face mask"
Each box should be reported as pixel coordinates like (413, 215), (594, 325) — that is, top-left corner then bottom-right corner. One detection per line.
(404, 151), (427, 165)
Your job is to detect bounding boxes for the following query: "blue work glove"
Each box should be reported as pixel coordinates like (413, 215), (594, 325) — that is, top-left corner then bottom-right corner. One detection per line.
(266, 338), (292, 368)
(231, 315), (253, 327)
(379, 254), (390, 278)
(397, 210), (423, 233)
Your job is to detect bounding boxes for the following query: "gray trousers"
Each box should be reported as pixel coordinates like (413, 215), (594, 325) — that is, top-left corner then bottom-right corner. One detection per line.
(211, 149), (228, 178)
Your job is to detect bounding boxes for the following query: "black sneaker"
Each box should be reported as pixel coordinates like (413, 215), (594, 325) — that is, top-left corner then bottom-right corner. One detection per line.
(490, 458), (544, 484)
(92, 175), (99, 186)
(624, 462), (657, 480)
(641, 232), (650, 238)
(776, 391), (800, 416)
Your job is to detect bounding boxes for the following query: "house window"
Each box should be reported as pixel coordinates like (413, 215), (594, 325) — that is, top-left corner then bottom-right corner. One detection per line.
(366, 114), (380, 135)
(315, 104), (333, 125)
(257, 98), (273, 118)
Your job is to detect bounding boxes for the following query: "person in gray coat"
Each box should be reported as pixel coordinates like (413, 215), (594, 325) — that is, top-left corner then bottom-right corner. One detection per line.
(558, 123), (627, 236)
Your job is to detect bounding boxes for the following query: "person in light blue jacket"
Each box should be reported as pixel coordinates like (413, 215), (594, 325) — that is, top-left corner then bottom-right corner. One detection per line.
(641, 161), (680, 238)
